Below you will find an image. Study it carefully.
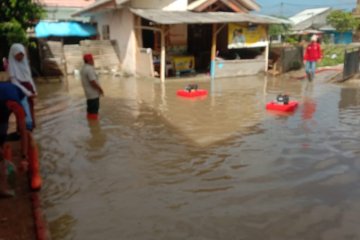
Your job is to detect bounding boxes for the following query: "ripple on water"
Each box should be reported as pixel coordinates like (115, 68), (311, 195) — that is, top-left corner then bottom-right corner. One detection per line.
(37, 76), (360, 240)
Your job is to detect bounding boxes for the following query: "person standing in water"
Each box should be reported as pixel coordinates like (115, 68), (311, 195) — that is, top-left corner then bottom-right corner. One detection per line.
(304, 35), (322, 81)
(8, 43), (37, 130)
(80, 54), (104, 120)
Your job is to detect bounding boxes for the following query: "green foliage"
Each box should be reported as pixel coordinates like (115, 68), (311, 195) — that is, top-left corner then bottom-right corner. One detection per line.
(317, 44), (346, 67)
(0, 20), (28, 45)
(284, 35), (298, 44)
(291, 60), (302, 70)
(326, 10), (359, 33)
(0, 0), (44, 45)
(269, 23), (291, 37)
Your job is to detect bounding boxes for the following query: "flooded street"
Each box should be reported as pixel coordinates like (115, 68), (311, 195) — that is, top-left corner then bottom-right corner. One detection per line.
(36, 74), (360, 240)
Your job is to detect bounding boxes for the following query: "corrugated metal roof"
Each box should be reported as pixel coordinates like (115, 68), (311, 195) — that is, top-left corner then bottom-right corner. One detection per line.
(130, 9), (291, 25)
(289, 7), (330, 25)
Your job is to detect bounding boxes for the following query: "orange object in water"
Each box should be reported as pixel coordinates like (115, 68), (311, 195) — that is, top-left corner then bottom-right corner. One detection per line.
(87, 113), (99, 120)
(176, 89), (208, 98)
(28, 143), (42, 191)
(266, 101), (299, 112)
(3, 143), (12, 160)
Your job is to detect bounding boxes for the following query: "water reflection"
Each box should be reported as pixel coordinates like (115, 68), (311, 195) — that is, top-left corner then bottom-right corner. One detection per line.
(36, 74), (360, 240)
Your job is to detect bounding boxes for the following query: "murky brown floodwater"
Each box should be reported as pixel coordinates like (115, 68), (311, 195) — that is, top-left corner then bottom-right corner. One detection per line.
(35, 73), (360, 240)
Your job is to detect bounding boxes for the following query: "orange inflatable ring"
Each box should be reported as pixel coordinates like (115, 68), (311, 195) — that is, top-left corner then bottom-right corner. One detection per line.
(266, 101), (298, 112)
(176, 89), (208, 98)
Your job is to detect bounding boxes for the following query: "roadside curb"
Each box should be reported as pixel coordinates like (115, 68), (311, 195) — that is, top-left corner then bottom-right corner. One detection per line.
(31, 192), (51, 240)
(292, 67), (343, 80)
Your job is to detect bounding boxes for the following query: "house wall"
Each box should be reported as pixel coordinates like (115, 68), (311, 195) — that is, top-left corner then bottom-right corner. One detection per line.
(214, 59), (265, 77)
(334, 32), (353, 44)
(131, 0), (188, 10)
(94, 8), (137, 74)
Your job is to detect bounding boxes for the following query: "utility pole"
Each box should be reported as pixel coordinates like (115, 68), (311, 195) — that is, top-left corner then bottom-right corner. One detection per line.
(280, 1), (284, 17)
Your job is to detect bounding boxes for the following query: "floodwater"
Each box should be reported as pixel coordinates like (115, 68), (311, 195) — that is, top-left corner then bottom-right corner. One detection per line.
(35, 73), (360, 240)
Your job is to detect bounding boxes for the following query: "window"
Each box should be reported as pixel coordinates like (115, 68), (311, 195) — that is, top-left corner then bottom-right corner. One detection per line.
(102, 25), (110, 40)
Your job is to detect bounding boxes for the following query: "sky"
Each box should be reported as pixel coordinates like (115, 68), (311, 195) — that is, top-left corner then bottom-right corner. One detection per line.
(256, 0), (358, 17)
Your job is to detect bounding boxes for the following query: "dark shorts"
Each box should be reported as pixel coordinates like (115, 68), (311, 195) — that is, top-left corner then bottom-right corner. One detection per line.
(87, 98), (100, 114)
(0, 101), (25, 146)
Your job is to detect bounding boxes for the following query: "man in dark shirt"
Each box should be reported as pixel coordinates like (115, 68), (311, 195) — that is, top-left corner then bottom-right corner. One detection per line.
(0, 82), (28, 160)
(0, 82), (42, 190)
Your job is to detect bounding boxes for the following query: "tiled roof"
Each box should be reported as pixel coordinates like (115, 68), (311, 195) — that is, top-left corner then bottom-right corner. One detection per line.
(39, 0), (95, 8)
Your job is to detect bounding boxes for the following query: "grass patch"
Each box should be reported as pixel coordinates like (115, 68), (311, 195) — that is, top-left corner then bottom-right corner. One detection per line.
(318, 44), (347, 67)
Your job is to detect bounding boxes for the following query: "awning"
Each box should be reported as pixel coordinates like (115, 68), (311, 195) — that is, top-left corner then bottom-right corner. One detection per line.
(35, 21), (97, 38)
(130, 9), (291, 25)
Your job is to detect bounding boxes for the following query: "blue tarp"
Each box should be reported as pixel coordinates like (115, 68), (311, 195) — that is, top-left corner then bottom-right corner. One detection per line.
(35, 21), (97, 38)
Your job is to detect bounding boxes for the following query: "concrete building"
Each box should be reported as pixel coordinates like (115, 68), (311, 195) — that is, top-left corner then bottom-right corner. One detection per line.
(73, 0), (287, 80)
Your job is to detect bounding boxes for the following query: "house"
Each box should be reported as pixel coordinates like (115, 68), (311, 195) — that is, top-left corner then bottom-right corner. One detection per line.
(73, 0), (287, 81)
(289, 7), (332, 34)
(289, 7), (353, 44)
(29, 0), (101, 77)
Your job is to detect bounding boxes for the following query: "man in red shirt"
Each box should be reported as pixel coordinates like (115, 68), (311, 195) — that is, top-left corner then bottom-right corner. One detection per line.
(304, 35), (322, 81)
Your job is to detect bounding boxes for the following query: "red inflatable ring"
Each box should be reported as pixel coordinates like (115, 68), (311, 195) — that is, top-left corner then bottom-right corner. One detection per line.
(176, 89), (208, 98)
(266, 101), (298, 112)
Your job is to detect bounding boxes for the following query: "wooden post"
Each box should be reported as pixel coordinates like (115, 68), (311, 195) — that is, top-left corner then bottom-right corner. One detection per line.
(160, 25), (166, 82)
(210, 23), (217, 79)
(265, 41), (269, 72)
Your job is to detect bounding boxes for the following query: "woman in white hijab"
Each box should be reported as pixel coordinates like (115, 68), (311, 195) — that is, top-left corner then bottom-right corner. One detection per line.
(8, 43), (37, 129)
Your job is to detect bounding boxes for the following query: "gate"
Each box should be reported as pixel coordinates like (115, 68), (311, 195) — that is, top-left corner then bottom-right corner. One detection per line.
(343, 47), (360, 80)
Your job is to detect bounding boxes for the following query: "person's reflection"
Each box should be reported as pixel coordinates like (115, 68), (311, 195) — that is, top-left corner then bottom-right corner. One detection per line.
(301, 80), (317, 128)
(302, 97), (316, 120)
(299, 80), (317, 150)
(87, 120), (106, 149)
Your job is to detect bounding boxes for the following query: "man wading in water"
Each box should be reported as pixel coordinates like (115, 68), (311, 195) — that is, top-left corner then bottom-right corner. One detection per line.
(304, 35), (322, 81)
(80, 54), (104, 120)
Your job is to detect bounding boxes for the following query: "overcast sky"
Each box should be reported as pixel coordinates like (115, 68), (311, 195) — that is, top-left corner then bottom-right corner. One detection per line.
(256, 0), (357, 17)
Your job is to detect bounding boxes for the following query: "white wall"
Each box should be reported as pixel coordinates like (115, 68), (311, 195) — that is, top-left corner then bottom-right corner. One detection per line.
(94, 8), (137, 75)
(131, 0), (188, 10)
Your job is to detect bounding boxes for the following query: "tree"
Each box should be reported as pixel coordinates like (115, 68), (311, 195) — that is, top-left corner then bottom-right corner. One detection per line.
(268, 15), (291, 44)
(326, 10), (359, 42)
(0, 0), (44, 45)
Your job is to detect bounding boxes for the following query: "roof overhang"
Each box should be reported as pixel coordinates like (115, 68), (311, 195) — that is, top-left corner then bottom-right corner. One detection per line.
(290, 29), (323, 35)
(130, 9), (291, 25)
(187, 0), (259, 12)
(72, 0), (129, 17)
(238, 0), (260, 11)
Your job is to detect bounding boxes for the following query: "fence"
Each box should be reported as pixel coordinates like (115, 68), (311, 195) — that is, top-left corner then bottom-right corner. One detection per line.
(268, 45), (303, 74)
(343, 47), (360, 80)
(281, 46), (303, 73)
